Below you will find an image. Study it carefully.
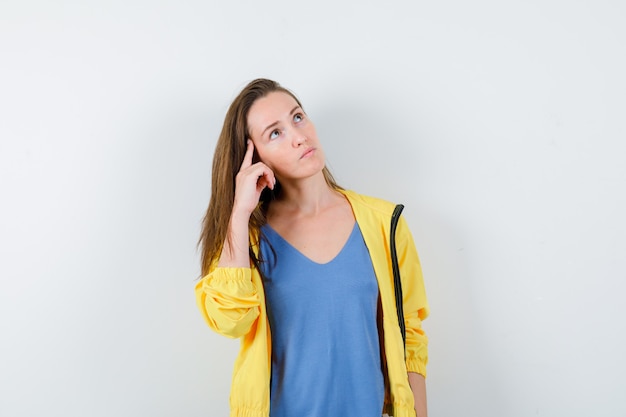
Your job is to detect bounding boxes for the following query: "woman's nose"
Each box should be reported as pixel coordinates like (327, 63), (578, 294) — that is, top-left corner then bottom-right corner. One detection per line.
(292, 131), (307, 146)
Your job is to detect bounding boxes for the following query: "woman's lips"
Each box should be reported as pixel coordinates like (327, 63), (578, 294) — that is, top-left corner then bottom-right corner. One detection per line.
(300, 148), (316, 159)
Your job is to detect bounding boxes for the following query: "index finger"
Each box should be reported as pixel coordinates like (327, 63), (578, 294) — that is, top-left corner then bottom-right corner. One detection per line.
(240, 139), (254, 169)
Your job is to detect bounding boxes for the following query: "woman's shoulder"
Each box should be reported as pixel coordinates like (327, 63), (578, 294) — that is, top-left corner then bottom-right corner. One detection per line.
(340, 189), (398, 217)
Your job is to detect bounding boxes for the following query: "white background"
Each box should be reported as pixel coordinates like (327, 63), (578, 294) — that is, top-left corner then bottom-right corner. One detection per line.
(1, 1), (625, 416)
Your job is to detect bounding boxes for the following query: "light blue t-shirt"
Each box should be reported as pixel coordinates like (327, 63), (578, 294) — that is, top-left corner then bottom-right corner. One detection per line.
(259, 222), (384, 417)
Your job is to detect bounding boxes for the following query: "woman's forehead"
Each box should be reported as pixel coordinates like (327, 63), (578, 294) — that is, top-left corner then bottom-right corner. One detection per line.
(248, 92), (300, 132)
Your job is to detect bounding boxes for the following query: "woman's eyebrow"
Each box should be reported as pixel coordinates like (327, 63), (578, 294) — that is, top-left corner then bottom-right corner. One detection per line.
(261, 121), (279, 137)
(261, 106), (301, 136)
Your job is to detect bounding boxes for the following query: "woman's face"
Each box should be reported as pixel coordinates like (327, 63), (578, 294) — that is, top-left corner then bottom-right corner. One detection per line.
(247, 91), (325, 182)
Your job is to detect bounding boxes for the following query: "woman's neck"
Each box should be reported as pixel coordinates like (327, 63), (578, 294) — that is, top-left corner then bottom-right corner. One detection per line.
(272, 172), (341, 217)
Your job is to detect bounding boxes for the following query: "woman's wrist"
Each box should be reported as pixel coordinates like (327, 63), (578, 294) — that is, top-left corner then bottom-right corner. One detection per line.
(230, 204), (253, 224)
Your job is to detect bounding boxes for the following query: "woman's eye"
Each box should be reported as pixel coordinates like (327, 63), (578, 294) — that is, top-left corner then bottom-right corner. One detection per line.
(294, 113), (303, 122)
(269, 130), (280, 140)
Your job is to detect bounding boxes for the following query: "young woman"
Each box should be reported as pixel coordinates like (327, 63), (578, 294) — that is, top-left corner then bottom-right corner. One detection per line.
(195, 79), (429, 417)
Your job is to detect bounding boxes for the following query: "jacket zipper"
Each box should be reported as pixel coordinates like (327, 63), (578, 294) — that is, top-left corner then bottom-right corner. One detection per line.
(390, 204), (406, 352)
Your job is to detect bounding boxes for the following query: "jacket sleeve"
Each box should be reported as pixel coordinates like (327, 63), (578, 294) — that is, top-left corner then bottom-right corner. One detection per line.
(396, 215), (430, 377)
(194, 266), (261, 339)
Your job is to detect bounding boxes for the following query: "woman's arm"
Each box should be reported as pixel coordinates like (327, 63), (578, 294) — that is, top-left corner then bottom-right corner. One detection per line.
(195, 267), (260, 338)
(395, 214), (430, 416)
(408, 372), (428, 417)
(195, 140), (276, 338)
(396, 215), (429, 372)
(219, 139), (275, 267)
(217, 208), (254, 267)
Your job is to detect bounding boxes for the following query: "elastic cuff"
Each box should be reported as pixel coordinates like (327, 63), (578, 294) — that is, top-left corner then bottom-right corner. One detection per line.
(389, 403), (417, 417)
(207, 267), (252, 282)
(405, 358), (427, 378)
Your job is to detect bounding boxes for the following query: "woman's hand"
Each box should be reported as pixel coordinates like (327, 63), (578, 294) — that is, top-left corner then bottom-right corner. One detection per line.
(217, 140), (274, 267)
(232, 139), (276, 217)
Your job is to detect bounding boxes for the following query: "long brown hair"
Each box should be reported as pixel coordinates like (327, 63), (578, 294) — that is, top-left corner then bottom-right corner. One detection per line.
(199, 78), (341, 276)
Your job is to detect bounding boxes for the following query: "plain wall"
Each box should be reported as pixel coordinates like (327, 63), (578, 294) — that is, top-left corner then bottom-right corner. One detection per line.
(1, 1), (625, 416)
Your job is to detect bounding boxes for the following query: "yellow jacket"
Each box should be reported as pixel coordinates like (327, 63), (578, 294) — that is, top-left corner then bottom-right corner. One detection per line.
(195, 190), (429, 417)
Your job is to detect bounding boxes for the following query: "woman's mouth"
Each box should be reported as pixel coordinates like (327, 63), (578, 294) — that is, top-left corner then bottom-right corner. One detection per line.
(300, 148), (316, 159)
